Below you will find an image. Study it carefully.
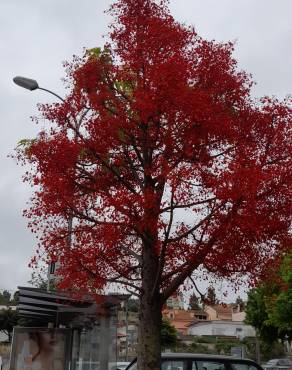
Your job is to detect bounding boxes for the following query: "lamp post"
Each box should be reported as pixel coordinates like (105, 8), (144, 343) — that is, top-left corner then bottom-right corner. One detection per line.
(13, 76), (70, 292)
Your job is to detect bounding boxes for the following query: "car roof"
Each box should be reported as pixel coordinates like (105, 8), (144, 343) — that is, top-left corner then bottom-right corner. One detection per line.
(161, 353), (251, 360)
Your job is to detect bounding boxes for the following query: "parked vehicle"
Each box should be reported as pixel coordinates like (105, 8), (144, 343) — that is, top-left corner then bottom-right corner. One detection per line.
(262, 359), (292, 370)
(125, 353), (264, 370)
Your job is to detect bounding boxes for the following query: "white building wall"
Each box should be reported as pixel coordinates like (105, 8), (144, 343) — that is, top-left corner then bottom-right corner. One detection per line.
(188, 321), (255, 339)
(232, 311), (246, 322)
(188, 323), (213, 336)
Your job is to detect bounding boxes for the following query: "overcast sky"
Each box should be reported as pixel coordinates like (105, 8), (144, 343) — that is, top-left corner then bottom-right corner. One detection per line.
(0, 0), (291, 299)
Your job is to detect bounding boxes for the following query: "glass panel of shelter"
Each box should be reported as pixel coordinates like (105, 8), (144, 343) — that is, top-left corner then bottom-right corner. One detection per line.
(71, 315), (117, 370)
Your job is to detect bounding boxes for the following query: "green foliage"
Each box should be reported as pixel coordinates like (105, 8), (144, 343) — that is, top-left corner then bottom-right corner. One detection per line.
(0, 308), (19, 342)
(215, 339), (241, 355)
(189, 292), (201, 310)
(161, 319), (178, 349)
(16, 138), (36, 156)
(127, 298), (139, 313)
(245, 252), (292, 343)
(0, 290), (11, 305)
(241, 337), (286, 362)
(234, 296), (246, 311)
(10, 291), (19, 305)
(86, 47), (112, 64)
(174, 341), (212, 354)
(28, 270), (56, 291)
(206, 286), (218, 305)
(260, 341), (286, 361)
(267, 253), (292, 334)
(0, 290), (19, 306)
(188, 342), (212, 354)
(245, 287), (279, 344)
(192, 336), (217, 344)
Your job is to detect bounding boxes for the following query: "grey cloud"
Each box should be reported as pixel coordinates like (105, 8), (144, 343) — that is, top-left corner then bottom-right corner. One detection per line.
(170, 0), (292, 98)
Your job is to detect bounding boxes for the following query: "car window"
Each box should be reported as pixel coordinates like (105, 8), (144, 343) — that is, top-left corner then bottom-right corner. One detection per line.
(194, 360), (226, 370)
(162, 360), (187, 370)
(267, 361), (279, 366)
(278, 360), (291, 366)
(229, 363), (259, 370)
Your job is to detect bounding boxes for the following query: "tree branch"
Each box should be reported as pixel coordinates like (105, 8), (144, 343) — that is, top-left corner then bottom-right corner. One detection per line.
(151, 188), (175, 299)
(160, 197), (216, 213)
(168, 202), (221, 244)
(189, 276), (205, 301)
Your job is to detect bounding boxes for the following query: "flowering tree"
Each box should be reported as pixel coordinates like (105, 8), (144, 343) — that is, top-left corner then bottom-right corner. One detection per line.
(16, 0), (291, 368)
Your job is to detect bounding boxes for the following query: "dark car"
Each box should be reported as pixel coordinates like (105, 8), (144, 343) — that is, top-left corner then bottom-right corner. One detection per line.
(125, 353), (264, 370)
(263, 359), (292, 370)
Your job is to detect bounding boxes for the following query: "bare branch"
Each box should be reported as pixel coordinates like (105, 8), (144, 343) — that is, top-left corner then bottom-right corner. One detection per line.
(122, 144), (144, 188)
(119, 244), (142, 264)
(108, 277), (141, 292)
(160, 199), (243, 302)
(125, 287), (140, 298)
(160, 197), (216, 213)
(189, 276), (205, 301)
(210, 146), (235, 159)
(168, 203), (221, 244)
(66, 121), (139, 194)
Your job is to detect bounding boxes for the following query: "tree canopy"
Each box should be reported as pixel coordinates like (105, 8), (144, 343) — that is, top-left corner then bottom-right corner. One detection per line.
(15, 0), (291, 369)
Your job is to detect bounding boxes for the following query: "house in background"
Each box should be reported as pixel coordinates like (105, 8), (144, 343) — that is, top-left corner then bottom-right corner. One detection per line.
(231, 304), (247, 322)
(166, 292), (185, 310)
(117, 310), (139, 360)
(163, 308), (208, 335)
(204, 304), (233, 321)
(186, 302), (255, 340)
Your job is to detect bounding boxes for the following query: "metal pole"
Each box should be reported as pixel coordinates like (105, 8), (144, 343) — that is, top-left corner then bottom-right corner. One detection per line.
(255, 333), (261, 364)
(125, 298), (129, 362)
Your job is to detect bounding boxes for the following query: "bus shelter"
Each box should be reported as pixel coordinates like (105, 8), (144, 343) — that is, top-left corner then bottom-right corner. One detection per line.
(10, 287), (122, 370)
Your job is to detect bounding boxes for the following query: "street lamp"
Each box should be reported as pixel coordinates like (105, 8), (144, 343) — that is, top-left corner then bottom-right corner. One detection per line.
(13, 76), (38, 91)
(13, 76), (65, 102)
(13, 75), (67, 292)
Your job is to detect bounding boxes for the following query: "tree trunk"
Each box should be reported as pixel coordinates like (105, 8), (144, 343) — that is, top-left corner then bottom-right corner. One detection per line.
(137, 242), (162, 370)
(137, 292), (162, 370)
